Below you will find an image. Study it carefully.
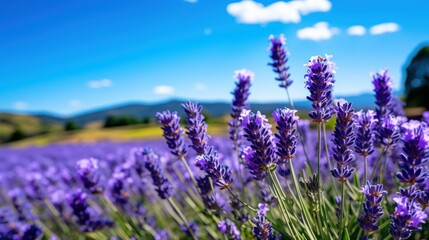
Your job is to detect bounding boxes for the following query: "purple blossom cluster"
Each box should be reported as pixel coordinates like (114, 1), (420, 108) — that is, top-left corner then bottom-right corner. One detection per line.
(268, 34), (292, 89)
(304, 55), (336, 122)
(331, 101), (356, 182)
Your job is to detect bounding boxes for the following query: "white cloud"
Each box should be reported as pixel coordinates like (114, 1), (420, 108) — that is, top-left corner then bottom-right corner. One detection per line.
(226, 0), (331, 24)
(204, 28), (213, 36)
(13, 101), (27, 110)
(185, 0), (197, 3)
(369, 22), (400, 35)
(347, 25), (366, 36)
(195, 83), (207, 91)
(88, 79), (112, 89)
(69, 100), (81, 108)
(297, 22), (339, 41)
(154, 85), (175, 95)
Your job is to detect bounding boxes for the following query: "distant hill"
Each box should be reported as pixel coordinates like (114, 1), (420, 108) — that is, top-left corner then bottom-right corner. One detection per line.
(1, 92), (377, 128)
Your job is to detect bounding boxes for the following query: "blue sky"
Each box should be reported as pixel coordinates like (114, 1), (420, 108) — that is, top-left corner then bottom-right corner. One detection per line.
(1, 0), (428, 116)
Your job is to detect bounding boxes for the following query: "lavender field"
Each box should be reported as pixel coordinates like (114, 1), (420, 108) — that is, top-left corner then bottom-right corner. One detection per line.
(1, 35), (429, 240)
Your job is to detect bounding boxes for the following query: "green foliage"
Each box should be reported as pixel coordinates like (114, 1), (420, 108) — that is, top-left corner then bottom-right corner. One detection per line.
(7, 128), (26, 142)
(103, 115), (140, 128)
(64, 120), (81, 131)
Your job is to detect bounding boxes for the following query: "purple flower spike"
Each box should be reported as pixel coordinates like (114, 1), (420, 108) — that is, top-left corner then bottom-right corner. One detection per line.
(389, 196), (428, 239)
(252, 203), (278, 240)
(182, 101), (211, 155)
(354, 110), (378, 157)
(331, 101), (356, 182)
(268, 34), (292, 88)
(377, 115), (400, 149)
(196, 149), (233, 190)
(304, 54), (336, 123)
(218, 218), (242, 240)
(142, 148), (174, 199)
(68, 189), (113, 232)
(273, 108), (299, 164)
(372, 69), (393, 119)
(358, 182), (387, 233)
(397, 120), (429, 187)
(422, 111), (429, 124)
(156, 110), (187, 159)
(228, 69), (253, 152)
(76, 158), (104, 194)
(240, 110), (277, 179)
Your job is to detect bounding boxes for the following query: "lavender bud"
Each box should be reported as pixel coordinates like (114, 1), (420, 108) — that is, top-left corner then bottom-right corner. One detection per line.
(268, 34), (292, 88)
(182, 101), (211, 155)
(142, 148), (174, 199)
(156, 110), (187, 159)
(373, 69), (393, 119)
(218, 218), (242, 240)
(397, 121), (429, 186)
(304, 55), (336, 122)
(377, 116), (401, 149)
(241, 110), (277, 179)
(389, 196), (427, 239)
(354, 110), (378, 157)
(252, 203), (278, 240)
(180, 221), (199, 238)
(76, 158), (104, 194)
(358, 182), (387, 233)
(331, 101), (356, 182)
(228, 69), (253, 152)
(196, 150), (233, 190)
(273, 108), (298, 164)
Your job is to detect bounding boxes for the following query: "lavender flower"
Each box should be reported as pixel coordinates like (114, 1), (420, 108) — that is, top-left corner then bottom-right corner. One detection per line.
(273, 108), (298, 163)
(304, 55), (336, 122)
(68, 189), (113, 232)
(228, 69), (253, 152)
(354, 110), (378, 157)
(197, 176), (220, 211)
(397, 121), (429, 186)
(331, 101), (356, 182)
(358, 182), (387, 233)
(108, 171), (130, 207)
(373, 69), (393, 119)
(76, 158), (103, 194)
(252, 203), (278, 240)
(423, 111), (429, 124)
(22, 224), (43, 240)
(377, 115), (401, 149)
(156, 110), (187, 159)
(389, 196), (428, 239)
(8, 189), (35, 222)
(241, 110), (277, 179)
(218, 218), (242, 240)
(268, 34), (292, 88)
(155, 230), (170, 240)
(180, 221), (199, 238)
(196, 150), (233, 190)
(143, 148), (174, 199)
(182, 101), (210, 155)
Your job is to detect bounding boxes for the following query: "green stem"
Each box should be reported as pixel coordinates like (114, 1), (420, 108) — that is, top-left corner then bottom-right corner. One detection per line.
(167, 198), (198, 240)
(323, 123), (338, 195)
(267, 170), (297, 238)
(339, 182), (345, 239)
(370, 147), (387, 182)
(317, 123), (322, 217)
(226, 186), (257, 212)
(180, 156), (198, 188)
